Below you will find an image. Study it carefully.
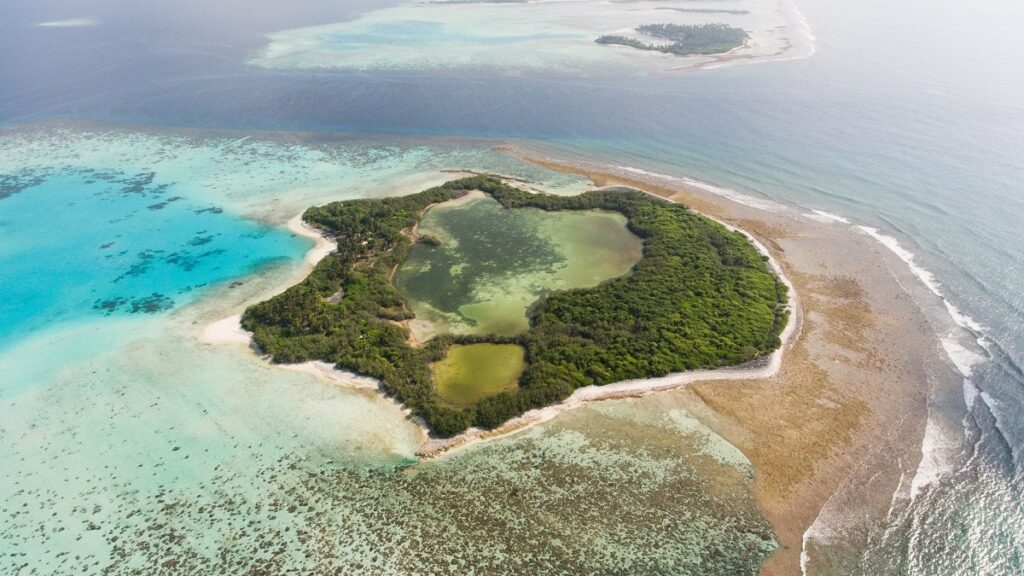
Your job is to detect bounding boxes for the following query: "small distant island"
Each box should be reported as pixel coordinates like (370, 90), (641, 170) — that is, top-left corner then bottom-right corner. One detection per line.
(656, 8), (750, 16)
(242, 176), (787, 437)
(596, 23), (748, 56)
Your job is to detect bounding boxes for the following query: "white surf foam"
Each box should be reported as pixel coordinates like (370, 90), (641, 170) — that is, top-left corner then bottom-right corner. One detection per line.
(940, 337), (986, 408)
(37, 18), (99, 28)
(787, 0), (818, 58)
(858, 226), (943, 295)
(805, 209), (851, 224)
(980, 391), (998, 410)
(799, 477), (841, 576)
(612, 165), (786, 212)
(909, 416), (955, 499)
(859, 224), (987, 355)
(856, 225), (996, 501)
(707, 0), (816, 72)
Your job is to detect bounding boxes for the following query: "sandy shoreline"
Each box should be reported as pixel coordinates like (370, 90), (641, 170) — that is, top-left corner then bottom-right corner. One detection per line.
(416, 356), (789, 458)
(417, 185), (802, 458)
(288, 213), (337, 268)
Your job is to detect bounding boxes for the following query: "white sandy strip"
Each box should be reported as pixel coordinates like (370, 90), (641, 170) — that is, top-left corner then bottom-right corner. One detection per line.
(199, 314), (250, 345)
(418, 356), (786, 458)
(288, 213), (337, 268)
(199, 314), (383, 389)
(278, 361), (381, 391)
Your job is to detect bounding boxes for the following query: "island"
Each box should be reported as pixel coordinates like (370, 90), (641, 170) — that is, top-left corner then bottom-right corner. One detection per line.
(596, 23), (748, 56)
(655, 8), (751, 16)
(241, 176), (788, 437)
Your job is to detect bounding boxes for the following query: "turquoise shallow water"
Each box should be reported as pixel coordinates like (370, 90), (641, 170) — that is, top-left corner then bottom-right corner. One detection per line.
(0, 125), (593, 355)
(0, 168), (303, 352)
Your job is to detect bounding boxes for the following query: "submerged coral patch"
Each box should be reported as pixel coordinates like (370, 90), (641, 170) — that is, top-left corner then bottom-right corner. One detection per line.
(93, 293), (173, 315)
(0, 169), (48, 201)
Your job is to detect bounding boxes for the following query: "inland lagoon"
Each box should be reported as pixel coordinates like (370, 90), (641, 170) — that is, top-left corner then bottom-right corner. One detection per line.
(432, 343), (525, 406)
(396, 192), (643, 339)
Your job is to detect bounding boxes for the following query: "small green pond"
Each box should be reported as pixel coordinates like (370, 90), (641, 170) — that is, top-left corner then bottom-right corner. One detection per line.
(432, 343), (526, 406)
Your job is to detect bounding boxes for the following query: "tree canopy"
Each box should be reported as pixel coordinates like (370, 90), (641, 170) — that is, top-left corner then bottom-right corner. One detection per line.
(597, 23), (747, 56)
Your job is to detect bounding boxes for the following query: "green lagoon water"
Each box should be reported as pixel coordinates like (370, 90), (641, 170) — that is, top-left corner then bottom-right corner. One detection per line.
(433, 343), (525, 406)
(396, 194), (643, 338)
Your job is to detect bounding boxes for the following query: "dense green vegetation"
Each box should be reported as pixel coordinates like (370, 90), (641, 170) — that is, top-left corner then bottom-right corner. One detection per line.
(596, 23), (747, 56)
(242, 176), (788, 437)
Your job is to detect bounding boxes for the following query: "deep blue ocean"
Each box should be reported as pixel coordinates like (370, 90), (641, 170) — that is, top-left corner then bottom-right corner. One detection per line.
(1, 0), (1022, 572)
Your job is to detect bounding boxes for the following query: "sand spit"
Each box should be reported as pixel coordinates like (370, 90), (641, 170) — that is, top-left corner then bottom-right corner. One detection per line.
(199, 314), (249, 345)
(502, 146), (958, 576)
(287, 213), (337, 269)
(200, 211), (335, 345)
(198, 213), (396, 407)
(277, 361), (381, 391)
(201, 314), (392, 397)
